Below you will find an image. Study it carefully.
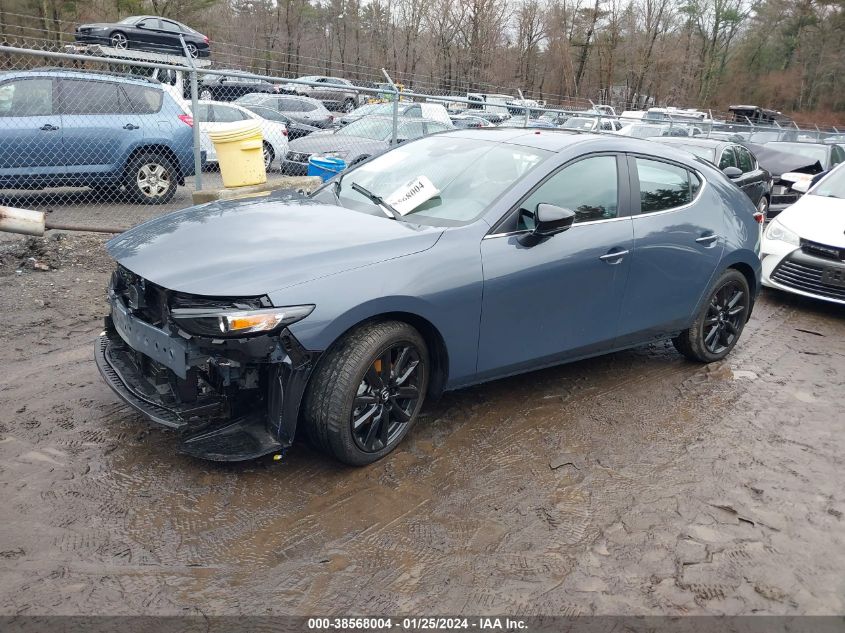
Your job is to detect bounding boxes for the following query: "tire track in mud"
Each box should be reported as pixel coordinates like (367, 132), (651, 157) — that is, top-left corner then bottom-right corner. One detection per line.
(2, 252), (844, 616)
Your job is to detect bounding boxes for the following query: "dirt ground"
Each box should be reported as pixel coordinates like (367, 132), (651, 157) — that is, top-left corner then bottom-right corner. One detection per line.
(0, 232), (843, 617)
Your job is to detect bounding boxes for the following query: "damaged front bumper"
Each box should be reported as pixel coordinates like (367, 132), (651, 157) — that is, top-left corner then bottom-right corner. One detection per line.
(95, 288), (321, 461)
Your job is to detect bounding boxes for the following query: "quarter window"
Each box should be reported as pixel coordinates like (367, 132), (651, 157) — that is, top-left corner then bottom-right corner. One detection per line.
(636, 158), (697, 213)
(122, 84), (163, 114)
(520, 155), (619, 226)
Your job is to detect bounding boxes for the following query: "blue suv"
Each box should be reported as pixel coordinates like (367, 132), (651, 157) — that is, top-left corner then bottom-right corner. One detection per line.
(0, 69), (195, 204)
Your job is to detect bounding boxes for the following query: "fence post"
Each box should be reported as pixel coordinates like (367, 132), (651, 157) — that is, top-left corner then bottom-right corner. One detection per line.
(180, 35), (202, 192)
(518, 89), (527, 128)
(382, 68), (399, 147)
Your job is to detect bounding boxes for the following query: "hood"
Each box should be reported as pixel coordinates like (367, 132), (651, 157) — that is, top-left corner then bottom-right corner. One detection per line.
(778, 194), (845, 248)
(289, 134), (388, 158)
(744, 142), (822, 177)
(106, 192), (443, 297)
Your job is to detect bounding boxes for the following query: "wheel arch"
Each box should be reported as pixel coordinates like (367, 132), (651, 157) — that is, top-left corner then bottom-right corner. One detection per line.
(310, 310), (450, 401)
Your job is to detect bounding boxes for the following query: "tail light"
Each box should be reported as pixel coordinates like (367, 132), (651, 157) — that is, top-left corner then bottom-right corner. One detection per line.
(203, 35), (209, 44)
(328, 115), (334, 122)
(178, 114), (193, 127)
(282, 127), (288, 137)
(753, 212), (765, 224)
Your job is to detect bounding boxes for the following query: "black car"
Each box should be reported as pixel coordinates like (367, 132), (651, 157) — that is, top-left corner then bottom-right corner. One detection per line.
(762, 141), (845, 215)
(75, 16), (210, 59)
(238, 103), (320, 140)
(655, 138), (772, 217)
(198, 72), (275, 102)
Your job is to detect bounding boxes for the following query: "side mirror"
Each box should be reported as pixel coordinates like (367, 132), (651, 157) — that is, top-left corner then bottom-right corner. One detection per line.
(723, 166), (742, 179)
(519, 204), (576, 247)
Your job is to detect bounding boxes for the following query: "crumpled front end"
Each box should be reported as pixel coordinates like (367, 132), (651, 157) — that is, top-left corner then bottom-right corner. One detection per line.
(95, 266), (321, 461)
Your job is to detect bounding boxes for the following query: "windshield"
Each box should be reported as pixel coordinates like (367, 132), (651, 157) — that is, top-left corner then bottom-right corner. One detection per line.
(313, 136), (550, 226)
(770, 143), (828, 165)
(562, 117), (595, 130)
(337, 117), (394, 140)
(811, 166), (845, 199)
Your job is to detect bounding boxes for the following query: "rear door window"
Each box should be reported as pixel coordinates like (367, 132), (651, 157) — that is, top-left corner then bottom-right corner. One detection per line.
(718, 147), (737, 170)
(296, 100), (318, 112)
(212, 104), (248, 122)
(60, 79), (121, 115)
(635, 157), (696, 213)
(0, 78), (54, 116)
(736, 146), (754, 172)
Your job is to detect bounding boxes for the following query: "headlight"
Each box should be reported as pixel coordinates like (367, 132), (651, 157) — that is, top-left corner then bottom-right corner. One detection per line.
(171, 305), (314, 337)
(764, 219), (799, 247)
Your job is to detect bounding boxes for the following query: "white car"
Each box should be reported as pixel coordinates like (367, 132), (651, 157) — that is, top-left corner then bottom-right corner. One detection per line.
(761, 164), (845, 304)
(193, 100), (289, 171)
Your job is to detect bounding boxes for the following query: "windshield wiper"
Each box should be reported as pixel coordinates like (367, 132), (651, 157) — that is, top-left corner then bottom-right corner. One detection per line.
(350, 182), (401, 220)
(333, 171), (344, 204)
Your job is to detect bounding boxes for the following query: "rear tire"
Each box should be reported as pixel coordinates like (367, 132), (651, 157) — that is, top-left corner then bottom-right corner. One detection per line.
(343, 98), (356, 113)
(672, 269), (750, 363)
(303, 321), (429, 466)
(263, 141), (274, 171)
(124, 152), (178, 205)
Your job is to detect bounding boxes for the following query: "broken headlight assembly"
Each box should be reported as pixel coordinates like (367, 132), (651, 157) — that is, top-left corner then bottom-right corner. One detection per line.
(171, 305), (315, 337)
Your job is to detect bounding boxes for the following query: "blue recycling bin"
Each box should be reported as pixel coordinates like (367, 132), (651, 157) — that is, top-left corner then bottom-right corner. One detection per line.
(308, 156), (347, 182)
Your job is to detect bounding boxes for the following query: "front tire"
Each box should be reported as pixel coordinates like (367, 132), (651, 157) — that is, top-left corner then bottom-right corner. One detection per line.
(673, 269), (750, 362)
(110, 32), (128, 49)
(342, 98), (356, 113)
(303, 321), (429, 466)
(125, 152), (178, 205)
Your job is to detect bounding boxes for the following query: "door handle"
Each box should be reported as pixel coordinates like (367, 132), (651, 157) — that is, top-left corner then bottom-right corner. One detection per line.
(39, 124), (59, 131)
(599, 249), (629, 262)
(695, 234), (719, 245)
(123, 123), (140, 130)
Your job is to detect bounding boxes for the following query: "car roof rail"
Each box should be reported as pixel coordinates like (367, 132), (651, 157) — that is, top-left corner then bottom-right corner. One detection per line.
(20, 66), (163, 85)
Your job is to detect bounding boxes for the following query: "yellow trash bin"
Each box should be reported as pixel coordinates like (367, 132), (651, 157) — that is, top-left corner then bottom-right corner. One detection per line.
(207, 122), (266, 188)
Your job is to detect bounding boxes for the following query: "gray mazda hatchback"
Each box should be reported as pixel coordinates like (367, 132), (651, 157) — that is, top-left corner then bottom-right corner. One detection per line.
(97, 129), (761, 465)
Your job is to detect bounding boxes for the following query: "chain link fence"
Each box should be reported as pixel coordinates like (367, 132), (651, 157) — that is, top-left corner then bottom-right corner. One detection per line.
(1, 42), (843, 229)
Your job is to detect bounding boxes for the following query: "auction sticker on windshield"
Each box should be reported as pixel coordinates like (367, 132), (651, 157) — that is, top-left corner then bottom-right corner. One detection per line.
(386, 175), (441, 215)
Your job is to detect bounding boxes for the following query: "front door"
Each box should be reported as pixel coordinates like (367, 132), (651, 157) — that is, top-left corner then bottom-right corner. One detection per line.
(477, 154), (634, 379)
(0, 77), (63, 180)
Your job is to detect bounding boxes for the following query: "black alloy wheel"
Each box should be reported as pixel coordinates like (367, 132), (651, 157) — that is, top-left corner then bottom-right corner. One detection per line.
(303, 320), (429, 465)
(702, 279), (747, 355)
(673, 269), (750, 362)
(351, 343), (422, 453)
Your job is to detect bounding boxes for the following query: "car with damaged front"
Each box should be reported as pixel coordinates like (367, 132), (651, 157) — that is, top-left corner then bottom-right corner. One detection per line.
(96, 129), (762, 465)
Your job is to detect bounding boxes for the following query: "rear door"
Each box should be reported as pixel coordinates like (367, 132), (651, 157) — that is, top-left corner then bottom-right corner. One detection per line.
(59, 78), (141, 178)
(0, 77), (63, 179)
(734, 144), (766, 205)
(616, 155), (723, 345)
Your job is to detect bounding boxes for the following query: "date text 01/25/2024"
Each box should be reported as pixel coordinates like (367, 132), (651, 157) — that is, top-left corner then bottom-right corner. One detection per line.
(306, 617), (528, 630)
